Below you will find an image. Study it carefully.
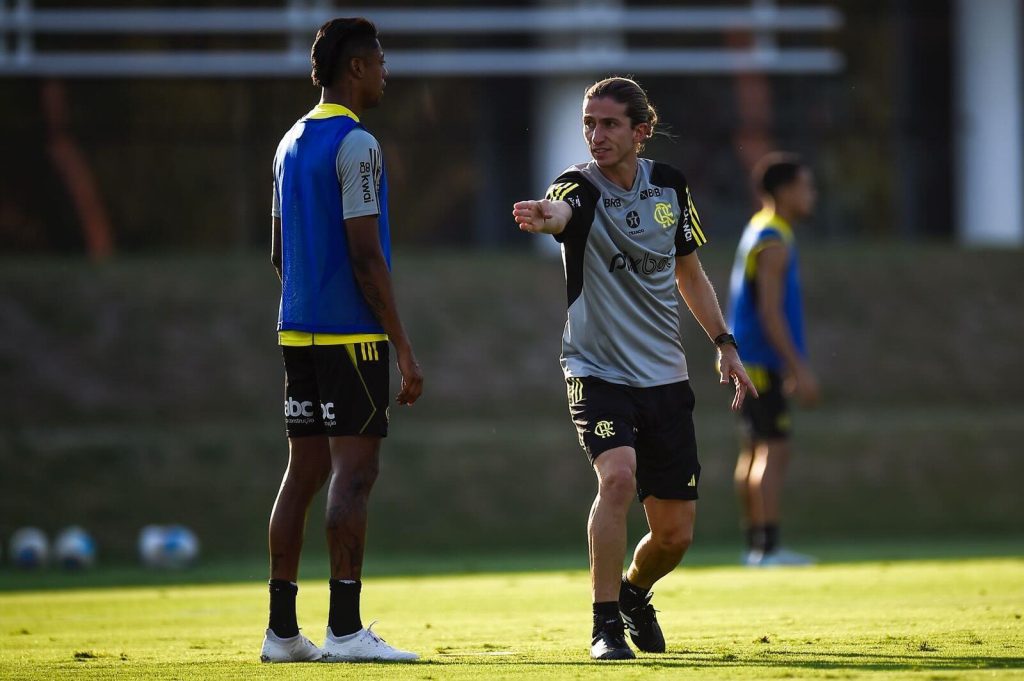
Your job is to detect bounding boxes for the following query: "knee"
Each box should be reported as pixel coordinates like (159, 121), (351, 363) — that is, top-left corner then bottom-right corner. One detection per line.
(337, 459), (379, 497)
(653, 525), (693, 556)
(733, 466), (750, 489)
(598, 467), (636, 505)
(284, 465), (330, 498)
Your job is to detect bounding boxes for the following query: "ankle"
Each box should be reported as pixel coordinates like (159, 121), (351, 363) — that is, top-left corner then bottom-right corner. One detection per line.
(620, 575), (650, 602)
(328, 579), (363, 636)
(592, 601), (622, 635)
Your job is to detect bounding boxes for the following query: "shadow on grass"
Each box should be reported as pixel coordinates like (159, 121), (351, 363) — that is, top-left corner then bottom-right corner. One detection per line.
(421, 648), (1024, 671)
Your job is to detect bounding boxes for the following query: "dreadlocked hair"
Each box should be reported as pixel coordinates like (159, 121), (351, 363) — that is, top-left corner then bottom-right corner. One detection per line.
(310, 17), (379, 88)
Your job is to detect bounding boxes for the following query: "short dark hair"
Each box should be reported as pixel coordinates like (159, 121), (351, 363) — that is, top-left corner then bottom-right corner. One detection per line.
(755, 152), (804, 197)
(310, 17), (379, 88)
(585, 77), (659, 151)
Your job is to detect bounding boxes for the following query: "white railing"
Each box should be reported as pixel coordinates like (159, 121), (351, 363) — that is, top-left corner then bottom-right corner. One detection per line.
(0, 2), (843, 77)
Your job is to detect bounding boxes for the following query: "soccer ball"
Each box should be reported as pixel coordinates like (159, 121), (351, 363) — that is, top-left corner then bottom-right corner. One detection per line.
(138, 525), (200, 569)
(161, 525), (199, 569)
(138, 524), (166, 568)
(53, 526), (97, 570)
(9, 527), (49, 569)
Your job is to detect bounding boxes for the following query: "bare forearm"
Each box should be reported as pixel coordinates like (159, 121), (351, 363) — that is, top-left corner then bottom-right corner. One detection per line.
(351, 255), (412, 351)
(679, 269), (729, 341)
(760, 309), (804, 371)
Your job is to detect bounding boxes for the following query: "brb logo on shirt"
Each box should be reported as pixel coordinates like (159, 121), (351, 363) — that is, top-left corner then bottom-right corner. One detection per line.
(607, 251), (672, 275)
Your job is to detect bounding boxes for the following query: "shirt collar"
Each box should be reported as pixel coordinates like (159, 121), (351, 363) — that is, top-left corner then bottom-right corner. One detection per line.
(306, 103), (360, 122)
(754, 208), (794, 238)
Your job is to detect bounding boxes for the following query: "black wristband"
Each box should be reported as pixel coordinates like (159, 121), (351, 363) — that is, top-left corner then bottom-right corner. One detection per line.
(713, 332), (738, 350)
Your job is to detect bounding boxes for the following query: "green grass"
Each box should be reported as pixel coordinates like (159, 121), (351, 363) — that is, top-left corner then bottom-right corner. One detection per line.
(2, 553), (1022, 680)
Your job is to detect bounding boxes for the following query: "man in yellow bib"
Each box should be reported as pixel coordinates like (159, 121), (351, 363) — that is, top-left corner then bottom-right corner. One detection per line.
(728, 153), (819, 567)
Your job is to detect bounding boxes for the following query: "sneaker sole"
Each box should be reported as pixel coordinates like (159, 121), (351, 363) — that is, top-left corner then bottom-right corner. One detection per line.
(321, 654), (418, 663)
(260, 655), (323, 663)
(592, 650), (636, 661)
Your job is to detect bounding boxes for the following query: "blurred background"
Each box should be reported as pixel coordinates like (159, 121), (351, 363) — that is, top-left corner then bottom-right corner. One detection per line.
(0, 0), (1021, 571)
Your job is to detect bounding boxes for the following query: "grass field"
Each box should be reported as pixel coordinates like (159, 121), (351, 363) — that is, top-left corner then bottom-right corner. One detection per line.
(2, 550), (1022, 680)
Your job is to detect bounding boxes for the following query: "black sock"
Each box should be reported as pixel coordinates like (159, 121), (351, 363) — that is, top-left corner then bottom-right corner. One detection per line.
(328, 579), (362, 637)
(750, 525), (767, 552)
(268, 579), (299, 638)
(592, 601), (622, 636)
(620, 575), (649, 604)
(745, 525), (759, 550)
(763, 524), (780, 553)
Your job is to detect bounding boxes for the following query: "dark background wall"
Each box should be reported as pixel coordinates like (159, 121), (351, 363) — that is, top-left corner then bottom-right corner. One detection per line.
(0, 0), (955, 255)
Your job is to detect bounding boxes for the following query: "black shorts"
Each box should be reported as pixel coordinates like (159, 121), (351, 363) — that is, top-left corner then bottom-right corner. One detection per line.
(739, 368), (791, 441)
(566, 376), (700, 502)
(282, 342), (389, 438)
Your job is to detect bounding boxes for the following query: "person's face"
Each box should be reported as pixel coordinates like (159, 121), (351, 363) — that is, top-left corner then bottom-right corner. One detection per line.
(583, 96), (648, 168)
(356, 41), (388, 107)
(778, 167), (817, 220)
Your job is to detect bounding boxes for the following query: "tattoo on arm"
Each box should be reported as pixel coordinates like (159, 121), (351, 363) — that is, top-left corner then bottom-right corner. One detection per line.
(358, 281), (387, 317)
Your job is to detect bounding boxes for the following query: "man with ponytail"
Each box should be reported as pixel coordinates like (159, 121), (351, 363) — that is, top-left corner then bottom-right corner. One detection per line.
(262, 17), (422, 663)
(513, 77), (757, 660)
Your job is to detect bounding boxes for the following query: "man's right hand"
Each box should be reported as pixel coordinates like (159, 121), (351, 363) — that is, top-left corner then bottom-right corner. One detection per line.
(396, 347), (423, 406)
(786, 363), (820, 408)
(512, 199), (555, 233)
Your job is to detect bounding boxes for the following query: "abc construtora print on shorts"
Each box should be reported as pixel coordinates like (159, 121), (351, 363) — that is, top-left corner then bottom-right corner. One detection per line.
(281, 343), (390, 438)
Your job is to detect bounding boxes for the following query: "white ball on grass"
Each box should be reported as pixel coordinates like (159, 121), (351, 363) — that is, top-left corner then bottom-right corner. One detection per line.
(54, 526), (97, 570)
(10, 527), (49, 570)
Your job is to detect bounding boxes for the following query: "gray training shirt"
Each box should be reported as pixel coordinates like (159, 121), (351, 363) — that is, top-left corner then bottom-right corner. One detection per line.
(546, 158), (707, 388)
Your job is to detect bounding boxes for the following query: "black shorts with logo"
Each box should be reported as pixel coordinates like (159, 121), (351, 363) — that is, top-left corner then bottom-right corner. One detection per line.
(739, 368), (791, 441)
(282, 342), (389, 438)
(566, 376), (700, 502)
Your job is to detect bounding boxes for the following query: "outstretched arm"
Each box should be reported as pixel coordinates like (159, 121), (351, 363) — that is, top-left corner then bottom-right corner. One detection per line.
(512, 199), (573, 235)
(345, 215), (423, 406)
(675, 252), (758, 411)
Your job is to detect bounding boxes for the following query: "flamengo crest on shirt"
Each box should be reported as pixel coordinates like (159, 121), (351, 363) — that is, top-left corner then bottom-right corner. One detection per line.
(654, 202), (676, 229)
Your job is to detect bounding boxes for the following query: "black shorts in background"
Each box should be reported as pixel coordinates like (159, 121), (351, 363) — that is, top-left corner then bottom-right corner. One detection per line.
(282, 342), (390, 438)
(566, 376), (700, 502)
(739, 368), (791, 441)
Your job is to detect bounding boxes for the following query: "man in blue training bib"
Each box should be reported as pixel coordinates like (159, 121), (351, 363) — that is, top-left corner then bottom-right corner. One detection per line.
(728, 152), (820, 568)
(262, 17), (423, 664)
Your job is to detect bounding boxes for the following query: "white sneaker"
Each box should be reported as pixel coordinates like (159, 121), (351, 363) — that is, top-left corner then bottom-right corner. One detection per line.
(321, 622), (419, 662)
(260, 629), (323, 662)
(743, 549), (764, 566)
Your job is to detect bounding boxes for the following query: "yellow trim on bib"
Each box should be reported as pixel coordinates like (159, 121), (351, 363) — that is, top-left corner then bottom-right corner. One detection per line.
(744, 209), (794, 279)
(279, 331), (388, 347)
(305, 103), (360, 121)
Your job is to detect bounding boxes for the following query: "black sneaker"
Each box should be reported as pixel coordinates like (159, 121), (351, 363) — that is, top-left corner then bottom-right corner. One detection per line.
(590, 621), (635, 660)
(619, 589), (666, 653)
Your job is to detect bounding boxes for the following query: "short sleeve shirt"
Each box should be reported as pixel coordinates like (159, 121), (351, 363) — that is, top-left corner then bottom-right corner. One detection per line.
(546, 159), (707, 387)
(272, 128), (383, 220)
